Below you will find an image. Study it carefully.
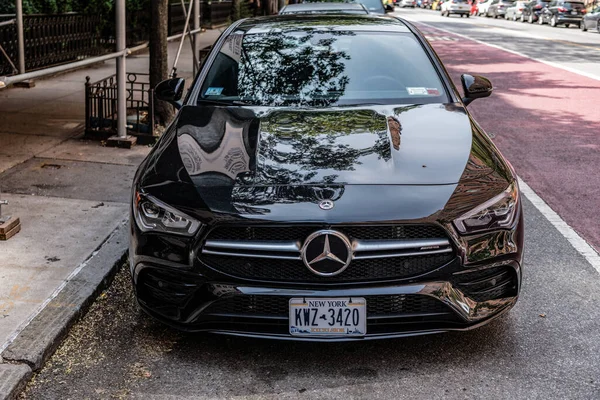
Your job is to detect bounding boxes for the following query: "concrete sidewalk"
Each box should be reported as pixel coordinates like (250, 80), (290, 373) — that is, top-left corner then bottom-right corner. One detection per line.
(0, 29), (223, 399)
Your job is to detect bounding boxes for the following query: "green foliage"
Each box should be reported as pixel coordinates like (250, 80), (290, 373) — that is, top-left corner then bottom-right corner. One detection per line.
(0, 0), (149, 15)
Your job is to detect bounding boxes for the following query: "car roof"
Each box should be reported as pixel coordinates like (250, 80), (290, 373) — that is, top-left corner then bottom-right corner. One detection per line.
(280, 2), (369, 14)
(237, 14), (412, 34)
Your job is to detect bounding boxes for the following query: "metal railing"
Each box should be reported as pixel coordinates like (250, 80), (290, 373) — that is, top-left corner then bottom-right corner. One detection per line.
(85, 72), (155, 141)
(0, 13), (104, 76)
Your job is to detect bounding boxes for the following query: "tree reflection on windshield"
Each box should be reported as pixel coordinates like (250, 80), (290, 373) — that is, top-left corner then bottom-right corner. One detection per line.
(237, 28), (353, 107)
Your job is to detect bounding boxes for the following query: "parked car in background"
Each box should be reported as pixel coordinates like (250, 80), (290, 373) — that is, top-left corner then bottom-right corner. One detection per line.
(505, 0), (527, 19)
(520, 0), (550, 22)
(441, 0), (471, 16)
(477, 0), (494, 15)
(581, 5), (600, 32)
(539, 0), (585, 26)
(280, 2), (370, 14)
(305, 0), (392, 14)
(487, 0), (515, 18)
(417, 0), (432, 8)
(471, 0), (485, 14)
(399, 0), (417, 7)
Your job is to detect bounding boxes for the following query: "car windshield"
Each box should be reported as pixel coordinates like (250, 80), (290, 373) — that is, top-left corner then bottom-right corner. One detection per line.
(350, 0), (384, 12)
(199, 30), (448, 108)
(564, 1), (584, 8)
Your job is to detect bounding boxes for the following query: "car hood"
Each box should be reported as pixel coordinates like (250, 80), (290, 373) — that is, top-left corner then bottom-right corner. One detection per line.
(139, 103), (506, 222)
(172, 103), (486, 186)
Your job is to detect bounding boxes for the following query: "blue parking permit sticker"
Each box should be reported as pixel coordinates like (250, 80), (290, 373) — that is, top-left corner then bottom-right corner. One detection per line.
(205, 87), (223, 96)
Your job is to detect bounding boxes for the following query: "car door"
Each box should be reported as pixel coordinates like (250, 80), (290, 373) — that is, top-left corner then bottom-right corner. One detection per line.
(591, 7), (600, 29)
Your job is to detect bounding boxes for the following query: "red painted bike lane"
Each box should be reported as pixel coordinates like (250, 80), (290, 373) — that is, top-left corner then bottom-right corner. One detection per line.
(419, 25), (600, 252)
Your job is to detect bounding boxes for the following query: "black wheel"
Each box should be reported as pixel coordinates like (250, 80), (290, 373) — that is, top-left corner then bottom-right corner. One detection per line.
(580, 21), (587, 31)
(466, 13), (470, 17)
(461, 13), (464, 17)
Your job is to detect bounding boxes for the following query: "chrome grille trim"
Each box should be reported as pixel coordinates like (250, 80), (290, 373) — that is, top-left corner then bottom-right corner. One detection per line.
(353, 248), (453, 260)
(204, 240), (301, 253)
(353, 238), (450, 253)
(201, 238), (452, 260)
(202, 249), (301, 260)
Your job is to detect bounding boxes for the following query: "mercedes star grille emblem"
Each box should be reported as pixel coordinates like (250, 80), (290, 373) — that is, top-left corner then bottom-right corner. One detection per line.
(301, 230), (352, 276)
(319, 200), (334, 210)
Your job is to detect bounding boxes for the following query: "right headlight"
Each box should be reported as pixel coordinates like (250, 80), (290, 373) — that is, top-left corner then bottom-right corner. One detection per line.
(134, 192), (202, 237)
(453, 182), (519, 235)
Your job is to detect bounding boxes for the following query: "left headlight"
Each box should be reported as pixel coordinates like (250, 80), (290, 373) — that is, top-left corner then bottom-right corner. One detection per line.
(453, 181), (519, 235)
(134, 192), (202, 236)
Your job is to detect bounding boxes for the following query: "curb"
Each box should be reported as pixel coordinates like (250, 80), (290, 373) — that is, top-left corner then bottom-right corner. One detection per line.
(0, 222), (129, 400)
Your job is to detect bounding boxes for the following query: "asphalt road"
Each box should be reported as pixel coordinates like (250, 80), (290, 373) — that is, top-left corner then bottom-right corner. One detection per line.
(21, 11), (600, 400)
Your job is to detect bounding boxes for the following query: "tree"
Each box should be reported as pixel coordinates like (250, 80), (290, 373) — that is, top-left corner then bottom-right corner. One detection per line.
(150, 0), (174, 126)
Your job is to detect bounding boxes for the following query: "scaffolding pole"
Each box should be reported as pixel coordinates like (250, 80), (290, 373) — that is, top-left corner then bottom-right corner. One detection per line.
(115, 0), (127, 139)
(15, 0), (25, 74)
(193, 0), (200, 76)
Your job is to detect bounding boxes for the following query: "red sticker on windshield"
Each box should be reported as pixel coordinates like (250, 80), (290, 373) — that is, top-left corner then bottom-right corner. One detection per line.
(427, 88), (440, 96)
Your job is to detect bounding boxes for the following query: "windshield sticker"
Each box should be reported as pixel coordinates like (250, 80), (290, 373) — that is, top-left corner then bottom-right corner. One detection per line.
(426, 88), (440, 96)
(407, 87), (428, 96)
(220, 34), (242, 62)
(205, 87), (224, 96)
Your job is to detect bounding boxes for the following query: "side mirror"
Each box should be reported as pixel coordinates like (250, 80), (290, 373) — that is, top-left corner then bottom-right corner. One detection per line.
(461, 74), (493, 106)
(155, 78), (185, 109)
(385, 4), (395, 12)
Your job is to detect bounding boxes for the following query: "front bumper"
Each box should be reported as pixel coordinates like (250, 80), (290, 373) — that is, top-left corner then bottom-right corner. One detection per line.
(132, 258), (521, 341)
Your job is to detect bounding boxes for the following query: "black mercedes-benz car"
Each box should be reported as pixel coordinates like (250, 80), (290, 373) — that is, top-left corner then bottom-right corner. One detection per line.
(130, 14), (524, 341)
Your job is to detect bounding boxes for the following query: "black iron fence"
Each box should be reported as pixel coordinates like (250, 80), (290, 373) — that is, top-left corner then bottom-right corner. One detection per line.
(85, 72), (155, 142)
(0, 1), (235, 77)
(0, 13), (105, 75)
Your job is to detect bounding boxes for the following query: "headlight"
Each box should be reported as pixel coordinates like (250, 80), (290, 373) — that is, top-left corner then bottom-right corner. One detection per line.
(134, 192), (202, 236)
(453, 182), (519, 234)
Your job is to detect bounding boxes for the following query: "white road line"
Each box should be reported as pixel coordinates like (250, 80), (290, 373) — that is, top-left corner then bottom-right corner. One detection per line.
(402, 16), (600, 272)
(402, 17), (600, 82)
(518, 179), (600, 274)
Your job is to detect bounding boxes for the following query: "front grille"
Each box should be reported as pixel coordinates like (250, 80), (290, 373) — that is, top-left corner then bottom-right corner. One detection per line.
(202, 294), (452, 318)
(200, 224), (454, 283)
(200, 252), (454, 283)
(207, 224), (448, 241)
(452, 265), (518, 302)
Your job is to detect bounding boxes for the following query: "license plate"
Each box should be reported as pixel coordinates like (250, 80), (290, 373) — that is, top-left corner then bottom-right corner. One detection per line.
(289, 297), (366, 337)
(571, 10), (577, 14)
